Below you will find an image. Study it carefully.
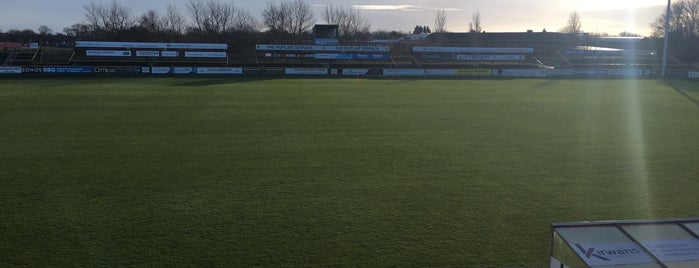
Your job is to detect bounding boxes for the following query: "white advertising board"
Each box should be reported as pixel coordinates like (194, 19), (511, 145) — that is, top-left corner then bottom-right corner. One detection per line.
(0, 67), (22, 74)
(285, 68), (328, 75)
(607, 69), (643, 76)
(501, 69), (547, 76)
(196, 67), (243, 74)
(342, 69), (369, 75)
(641, 239), (699, 263)
(185, 51), (227, 58)
(413, 47), (534, 53)
(141, 67), (151, 74)
(161, 51), (179, 57)
(384, 69), (426, 76)
(425, 69), (457, 76)
(76, 41), (227, 50)
(86, 50), (132, 57)
(136, 51), (160, 57)
(456, 55), (525, 61)
(573, 242), (656, 266)
(689, 71), (699, 78)
(256, 44), (390, 52)
(151, 67), (171, 74)
(172, 67), (195, 74)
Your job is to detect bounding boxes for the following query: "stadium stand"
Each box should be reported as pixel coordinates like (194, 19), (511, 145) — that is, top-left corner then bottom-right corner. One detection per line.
(6, 50), (38, 65)
(255, 44), (393, 68)
(70, 41), (229, 66)
(39, 49), (74, 65)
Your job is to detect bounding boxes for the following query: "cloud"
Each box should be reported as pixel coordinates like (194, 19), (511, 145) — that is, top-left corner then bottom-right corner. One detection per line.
(352, 5), (421, 11)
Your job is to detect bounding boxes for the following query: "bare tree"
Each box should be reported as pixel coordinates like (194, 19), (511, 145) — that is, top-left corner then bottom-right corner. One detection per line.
(323, 5), (371, 43)
(232, 9), (258, 32)
(288, 0), (314, 36)
(560, 12), (582, 33)
(164, 4), (186, 35)
(138, 9), (162, 33)
(652, 0), (699, 37)
(83, 0), (134, 36)
(186, 0), (207, 33)
(469, 10), (482, 33)
(434, 9), (447, 33)
(38, 25), (53, 35)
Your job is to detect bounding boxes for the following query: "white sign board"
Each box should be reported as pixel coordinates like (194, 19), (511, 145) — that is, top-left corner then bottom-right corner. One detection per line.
(172, 67), (195, 74)
(161, 51), (179, 57)
(456, 55), (525, 61)
(256, 44), (390, 52)
(641, 239), (699, 263)
(285, 68), (328, 75)
(86, 50), (132, 57)
(151, 67), (171, 74)
(0, 67), (22, 74)
(197, 67), (243, 74)
(185, 51), (227, 58)
(689, 72), (699, 78)
(425, 69), (457, 76)
(573, 243), (656, 266)
(76, 41), (227, 50)
(413, 46), (534, 53)
(343, 69), (369, 75)
(136, 51), (160, 57)
(384, 69), (426, 76)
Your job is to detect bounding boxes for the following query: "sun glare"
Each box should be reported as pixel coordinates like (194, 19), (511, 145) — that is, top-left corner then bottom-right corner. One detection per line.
(573, 0), (663, 11)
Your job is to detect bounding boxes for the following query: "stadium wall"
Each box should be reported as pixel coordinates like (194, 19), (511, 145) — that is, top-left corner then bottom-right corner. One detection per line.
(1, 65), (695, 79)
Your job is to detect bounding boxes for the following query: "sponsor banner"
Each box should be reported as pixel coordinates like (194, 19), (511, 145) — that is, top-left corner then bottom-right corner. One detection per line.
(76, 41), (227, 50)
(689, 71), (699, 78)
(91, 67), (141, 74)
(285, 68), (328, 75)
(575, 69), (609, 76)
(142, 67), (151, 74)
(0, 67), (22, 74)
(185, 51), (227, 58)
(414, 46), (534, 53)
(136, 51), (160, 57)
(501, 69), (547, 76)
(196, 67), (243, 74)
(256, 44), (390, 52)
(607, 69), (644, 76)
(30, 43), (39, 49)
(87, 50), (132, 57)
(161, 51), (179, 57)
(342, 69), (370, 75)
(172, 67), (195, 74)
(546, 69), (575, 76)
(425, 69), (456, 76)
(456, 54), (525, 61)
(641, 239), (699, 263)
(573, 243), (656, 266)
(24, 67), (93, 73)
(151, 67), (172, 74)
(315, 53), (389, 60)
(421, 54), (453, 61)
(21, 67), (44, 73)
(456, 69), (494, 76)
(383, 69), (426, 76)
(243, 68), (285, 75)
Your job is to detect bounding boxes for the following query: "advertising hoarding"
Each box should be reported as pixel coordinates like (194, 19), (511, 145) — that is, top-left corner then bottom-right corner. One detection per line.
(256, 44), (390, 52)
(196, 68), (243, 74)
(456, 55), (525, 61)
(185, 52), (227, 58)
(413, 47), (534, 53)
(86, 50), (132, 57)
(285, 68), (328, 75)
(76, 41), (227, 50)
(0, 67), (22, 74)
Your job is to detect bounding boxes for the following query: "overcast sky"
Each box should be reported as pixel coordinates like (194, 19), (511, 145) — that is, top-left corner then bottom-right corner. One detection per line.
(0, 0), (666, 36)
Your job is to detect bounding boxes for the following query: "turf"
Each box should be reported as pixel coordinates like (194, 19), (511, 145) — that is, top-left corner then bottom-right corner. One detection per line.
(1, 77), (698, 267)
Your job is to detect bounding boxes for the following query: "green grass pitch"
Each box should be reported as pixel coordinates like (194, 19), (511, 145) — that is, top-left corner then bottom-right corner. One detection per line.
(1, 77), (698, 267)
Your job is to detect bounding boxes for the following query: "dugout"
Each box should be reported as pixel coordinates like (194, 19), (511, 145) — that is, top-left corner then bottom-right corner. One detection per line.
(551, 218), (699, 268)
